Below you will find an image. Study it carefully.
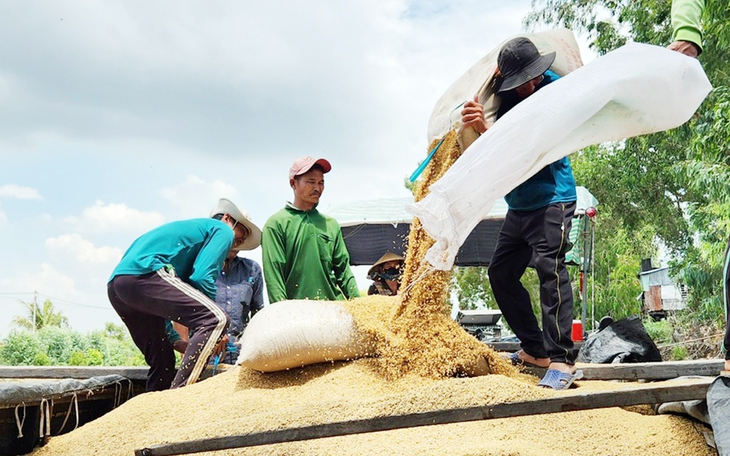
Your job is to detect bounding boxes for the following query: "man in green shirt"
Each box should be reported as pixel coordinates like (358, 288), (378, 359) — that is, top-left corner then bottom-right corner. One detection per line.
(262, 156), (360, 304)
(668, 0), (704, 57)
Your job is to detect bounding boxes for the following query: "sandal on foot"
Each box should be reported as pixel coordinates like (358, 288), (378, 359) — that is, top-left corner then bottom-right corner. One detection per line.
(510, 351), (548, 369)
(538, 369), (583, 390)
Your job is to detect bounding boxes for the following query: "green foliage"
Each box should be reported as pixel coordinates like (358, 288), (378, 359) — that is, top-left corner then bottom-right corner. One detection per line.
(12, 298), (69, 331)
(0, 324), (146, 366)
(526, 0), (730, 327)
(644, 318), (673, 344)
(32, 353), (51, 366)
(672, 344), (689, 360)
(0, 332), (46, 365)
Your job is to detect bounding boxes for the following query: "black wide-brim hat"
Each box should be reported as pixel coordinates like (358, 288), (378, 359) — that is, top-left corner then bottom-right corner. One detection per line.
(496, 37), (556, 93)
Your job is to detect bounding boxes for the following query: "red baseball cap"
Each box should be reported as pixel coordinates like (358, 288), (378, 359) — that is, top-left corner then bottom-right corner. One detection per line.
(288, 156), (332, 180)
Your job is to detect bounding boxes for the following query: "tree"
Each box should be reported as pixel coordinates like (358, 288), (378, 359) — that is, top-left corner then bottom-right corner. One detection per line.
(527, 0), (730, 322)
(12, 298), (69, 331)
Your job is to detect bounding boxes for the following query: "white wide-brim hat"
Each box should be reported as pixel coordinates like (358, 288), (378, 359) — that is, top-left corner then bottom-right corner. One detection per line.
(209, 198), (262, 251)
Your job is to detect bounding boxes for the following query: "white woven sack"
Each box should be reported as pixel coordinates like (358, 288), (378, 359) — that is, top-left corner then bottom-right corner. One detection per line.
(409, 43), (712, 271)
(428, 28), (583, 145)
(237, 300), (372, 372)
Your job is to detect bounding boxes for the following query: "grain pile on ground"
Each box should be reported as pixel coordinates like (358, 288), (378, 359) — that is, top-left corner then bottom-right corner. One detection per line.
(28, 361), (714, 455)
(26, 129), (715, 455)
(369, 129), (511, 379)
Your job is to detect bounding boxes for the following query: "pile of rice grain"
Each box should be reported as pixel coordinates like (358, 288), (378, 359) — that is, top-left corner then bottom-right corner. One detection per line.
(26, 129), (715, 455)
(369, 129), (509, 379)
(29, 363), (714, 456)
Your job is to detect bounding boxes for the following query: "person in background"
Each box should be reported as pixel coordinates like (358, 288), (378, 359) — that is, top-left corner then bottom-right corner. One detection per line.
(367, 252), (404, 296)
(668, 0), (704, 58)
(107, 198), (251, 391)
(460, 37), (579, 390)
(262, 156), (360, 304)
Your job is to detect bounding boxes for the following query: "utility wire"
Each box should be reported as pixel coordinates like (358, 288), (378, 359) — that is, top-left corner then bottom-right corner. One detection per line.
(0, 291), (111, 310)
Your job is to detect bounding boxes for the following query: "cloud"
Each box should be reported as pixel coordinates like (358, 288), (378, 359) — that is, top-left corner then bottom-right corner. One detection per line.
(0, 263), (80, 301)
(0, 184), (42, 200)
(46, 233), (123, 265)
(159, 175), (238, 218)
(63, 200), (165, 234)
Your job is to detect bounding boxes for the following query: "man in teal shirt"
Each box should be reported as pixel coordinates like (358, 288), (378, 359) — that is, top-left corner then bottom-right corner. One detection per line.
(108, 198), (255, 391)
(262, 156), (360, 304)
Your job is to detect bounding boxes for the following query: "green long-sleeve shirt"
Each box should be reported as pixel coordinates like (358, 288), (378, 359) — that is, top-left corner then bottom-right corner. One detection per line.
(110, 218), (233, 300)
(262, 203), (360, 304)
(671, 0), (704, 53)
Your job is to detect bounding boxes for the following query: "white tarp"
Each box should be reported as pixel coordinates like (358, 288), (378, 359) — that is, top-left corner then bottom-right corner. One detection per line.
(408, 43), (712, 271)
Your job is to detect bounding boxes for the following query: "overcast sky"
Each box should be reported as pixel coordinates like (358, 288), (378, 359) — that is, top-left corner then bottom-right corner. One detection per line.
(0, 0), (595, 336)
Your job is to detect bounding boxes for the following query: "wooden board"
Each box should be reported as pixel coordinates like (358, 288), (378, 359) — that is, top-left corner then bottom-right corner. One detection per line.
(499, 355), (725, 381)
(0, 366), (148, 381)
(134, 377), (714, 456)
(0, 365), (232, 382)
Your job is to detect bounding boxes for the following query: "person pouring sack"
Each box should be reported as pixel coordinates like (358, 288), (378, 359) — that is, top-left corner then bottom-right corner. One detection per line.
(107, 199), (252, 391)
(460, 37), (580, 390)
(367, 252), (404, 296)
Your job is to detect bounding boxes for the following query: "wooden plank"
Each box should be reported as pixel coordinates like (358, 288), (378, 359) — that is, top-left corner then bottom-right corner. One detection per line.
(487, 341), (584, 352)
(500, 356), (725, 381)
(0, 366), (149, 381)
(0, 365), (230, 382)
(134, 377), (714, 456)
(577, 359), (724, 380)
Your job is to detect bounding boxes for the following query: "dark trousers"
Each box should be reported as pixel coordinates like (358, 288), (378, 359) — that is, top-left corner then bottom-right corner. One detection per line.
(489, 202), (576, 364)
(107, 269), (229, 391)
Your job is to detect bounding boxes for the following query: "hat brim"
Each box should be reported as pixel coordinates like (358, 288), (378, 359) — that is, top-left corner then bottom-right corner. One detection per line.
(367, 252), (404, 279)
(497, 51), (556, 93)
(234, 219), (261, 251)
(292, 158), (332, 179)
(209, 198), (262, 251)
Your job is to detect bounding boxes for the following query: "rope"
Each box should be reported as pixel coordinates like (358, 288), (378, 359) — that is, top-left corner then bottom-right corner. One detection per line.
(113, 378), (132, 408)
(39, 398), (52, 437)
(57, 393), (79, 434)
(14, 403), (26, 438)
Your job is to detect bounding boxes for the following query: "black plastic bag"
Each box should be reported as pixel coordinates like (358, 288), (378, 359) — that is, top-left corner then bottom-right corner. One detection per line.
(577, 315), (662, 363)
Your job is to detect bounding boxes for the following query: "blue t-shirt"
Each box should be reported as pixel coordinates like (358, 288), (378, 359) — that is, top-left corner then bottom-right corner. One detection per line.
(110, 218), (234, 299)
(498, 70), (577, 211)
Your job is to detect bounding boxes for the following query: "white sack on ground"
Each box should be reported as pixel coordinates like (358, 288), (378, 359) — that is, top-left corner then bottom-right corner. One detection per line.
(408, 43), (712, 271)
(237, 300), (372, 372)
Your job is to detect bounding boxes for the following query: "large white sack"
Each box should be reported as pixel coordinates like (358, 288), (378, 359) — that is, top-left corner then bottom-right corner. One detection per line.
(428, 28), (583, 144)
(408, 43), (712, 271)
(237, 300), (372, 372)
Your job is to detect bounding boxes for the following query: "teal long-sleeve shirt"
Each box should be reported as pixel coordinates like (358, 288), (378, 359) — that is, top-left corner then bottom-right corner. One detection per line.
(262, 203), (360, 304)
(671, 0), (704, 53)
(110, 218), (233, 300)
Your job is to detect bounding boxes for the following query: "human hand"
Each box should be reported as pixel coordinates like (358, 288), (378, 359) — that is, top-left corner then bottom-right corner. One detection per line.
(172, 340), (188, 354)
(667, 40), (699, 58)
(460, 95), (489, 134)
(213, 334), (229, 358)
